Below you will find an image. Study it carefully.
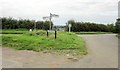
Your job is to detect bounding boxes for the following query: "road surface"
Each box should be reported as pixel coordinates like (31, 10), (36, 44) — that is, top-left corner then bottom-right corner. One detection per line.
(0, 47), (2, 69)
(2, 34), (118, 68)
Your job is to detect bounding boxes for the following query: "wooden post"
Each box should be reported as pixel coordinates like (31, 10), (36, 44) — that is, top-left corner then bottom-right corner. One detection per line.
(47, 30), (49, 37)
(55, 30), (57, 39)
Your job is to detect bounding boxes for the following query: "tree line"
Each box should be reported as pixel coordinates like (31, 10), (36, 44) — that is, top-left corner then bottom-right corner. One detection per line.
(1, 17), (120, 33)
(66, 20), (120, 33)
(115, 18), (120, 33)
(1, 17), (53, 30)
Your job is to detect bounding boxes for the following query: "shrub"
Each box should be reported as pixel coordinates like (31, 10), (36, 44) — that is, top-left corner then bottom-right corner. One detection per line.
(27, 30), (46, 36)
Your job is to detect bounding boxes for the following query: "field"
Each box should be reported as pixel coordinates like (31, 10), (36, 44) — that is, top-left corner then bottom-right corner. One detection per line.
(1, 29), (28, 34)
(2, 29), (87, 56)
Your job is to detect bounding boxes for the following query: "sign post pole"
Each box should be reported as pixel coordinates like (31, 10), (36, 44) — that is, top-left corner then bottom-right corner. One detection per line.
(43, 13), (59, 31)
(47, 30), (49, 37)
(55, 30), (57, 39)
(69, 24), (71, 32)
(50, 13), (52, 31)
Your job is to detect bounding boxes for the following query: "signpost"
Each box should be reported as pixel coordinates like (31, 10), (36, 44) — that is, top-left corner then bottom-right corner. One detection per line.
(68, 24), (72, 32)
(43, 13), (59, 31)
(43, 13), (59, 39)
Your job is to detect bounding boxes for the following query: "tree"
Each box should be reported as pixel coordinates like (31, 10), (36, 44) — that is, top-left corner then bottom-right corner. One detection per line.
(2, 17), (18, 29)
(107, 24), (115, 32)
(66, 20), (114, 32)
(1, 17), (53, 30)
(115, 18), (120, 33)
(67, 20), (76, 32)
(36, 21), (44, 29)
(43, 21), (50, 30)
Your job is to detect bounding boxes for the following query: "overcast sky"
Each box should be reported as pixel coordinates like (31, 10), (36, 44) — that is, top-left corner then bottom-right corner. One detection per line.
(0, 0), (119, 25)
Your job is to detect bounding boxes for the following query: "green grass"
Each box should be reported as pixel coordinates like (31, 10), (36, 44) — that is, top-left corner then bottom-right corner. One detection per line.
(75, 32), (112, 34)
(2, 30), (87, 56)
(1, 29), (28, 34)
(116, 34), (120, 38)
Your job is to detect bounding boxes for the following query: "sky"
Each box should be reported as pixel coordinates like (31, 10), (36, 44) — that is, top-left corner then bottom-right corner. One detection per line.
(0, 0), (119, 25)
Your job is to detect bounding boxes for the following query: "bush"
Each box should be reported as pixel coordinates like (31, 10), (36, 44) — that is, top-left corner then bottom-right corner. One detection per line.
(27, 30), (47, 36)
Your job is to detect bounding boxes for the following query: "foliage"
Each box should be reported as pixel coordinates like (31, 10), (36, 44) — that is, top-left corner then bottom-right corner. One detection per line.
(115, 18), (120, 33)
(1, 17), (53, 30)
(116, 34), (120, 38)
(66, 20), (116, 32)
(118, 34), (120, 38)
(27, 30), (47, 36)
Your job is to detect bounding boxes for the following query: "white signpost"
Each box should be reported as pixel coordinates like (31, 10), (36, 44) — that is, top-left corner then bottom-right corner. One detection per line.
(43, 13), (59, 31)
(68, 24), (71, 32)
(43, 13), (59, 39)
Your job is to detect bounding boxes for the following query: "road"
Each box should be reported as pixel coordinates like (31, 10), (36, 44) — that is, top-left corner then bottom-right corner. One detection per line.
(0, 47), (2, 69)
(2, 34), (118, 68)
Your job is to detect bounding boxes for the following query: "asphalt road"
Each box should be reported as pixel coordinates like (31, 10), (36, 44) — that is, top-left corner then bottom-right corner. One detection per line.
(2, 34), (118, 68)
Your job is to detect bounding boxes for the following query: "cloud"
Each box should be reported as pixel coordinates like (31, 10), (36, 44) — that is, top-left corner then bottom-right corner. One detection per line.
(118, 1), (120, 18)
(0, 0), (119, 25)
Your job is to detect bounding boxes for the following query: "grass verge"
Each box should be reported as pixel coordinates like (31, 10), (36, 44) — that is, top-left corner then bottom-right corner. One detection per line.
(1, 29), (28, 34)
(2, 30), (87, 56)
(116, 34), (120, 38)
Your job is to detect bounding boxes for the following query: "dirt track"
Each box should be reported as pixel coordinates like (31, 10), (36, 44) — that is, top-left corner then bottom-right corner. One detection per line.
(2, 34), (118, 68)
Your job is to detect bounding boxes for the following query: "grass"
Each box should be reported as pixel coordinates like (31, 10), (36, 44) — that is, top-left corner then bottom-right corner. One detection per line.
(2, 30), (87, 56)
(75, 32), (112, 34)
(116, 34), (120, 38)
(1, 29), (28, 34)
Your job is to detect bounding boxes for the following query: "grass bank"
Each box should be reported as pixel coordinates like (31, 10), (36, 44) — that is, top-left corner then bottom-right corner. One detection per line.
(2, 30), (87, 56)
(116, 34), (120, 38)
(75, 32), (112, 34)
